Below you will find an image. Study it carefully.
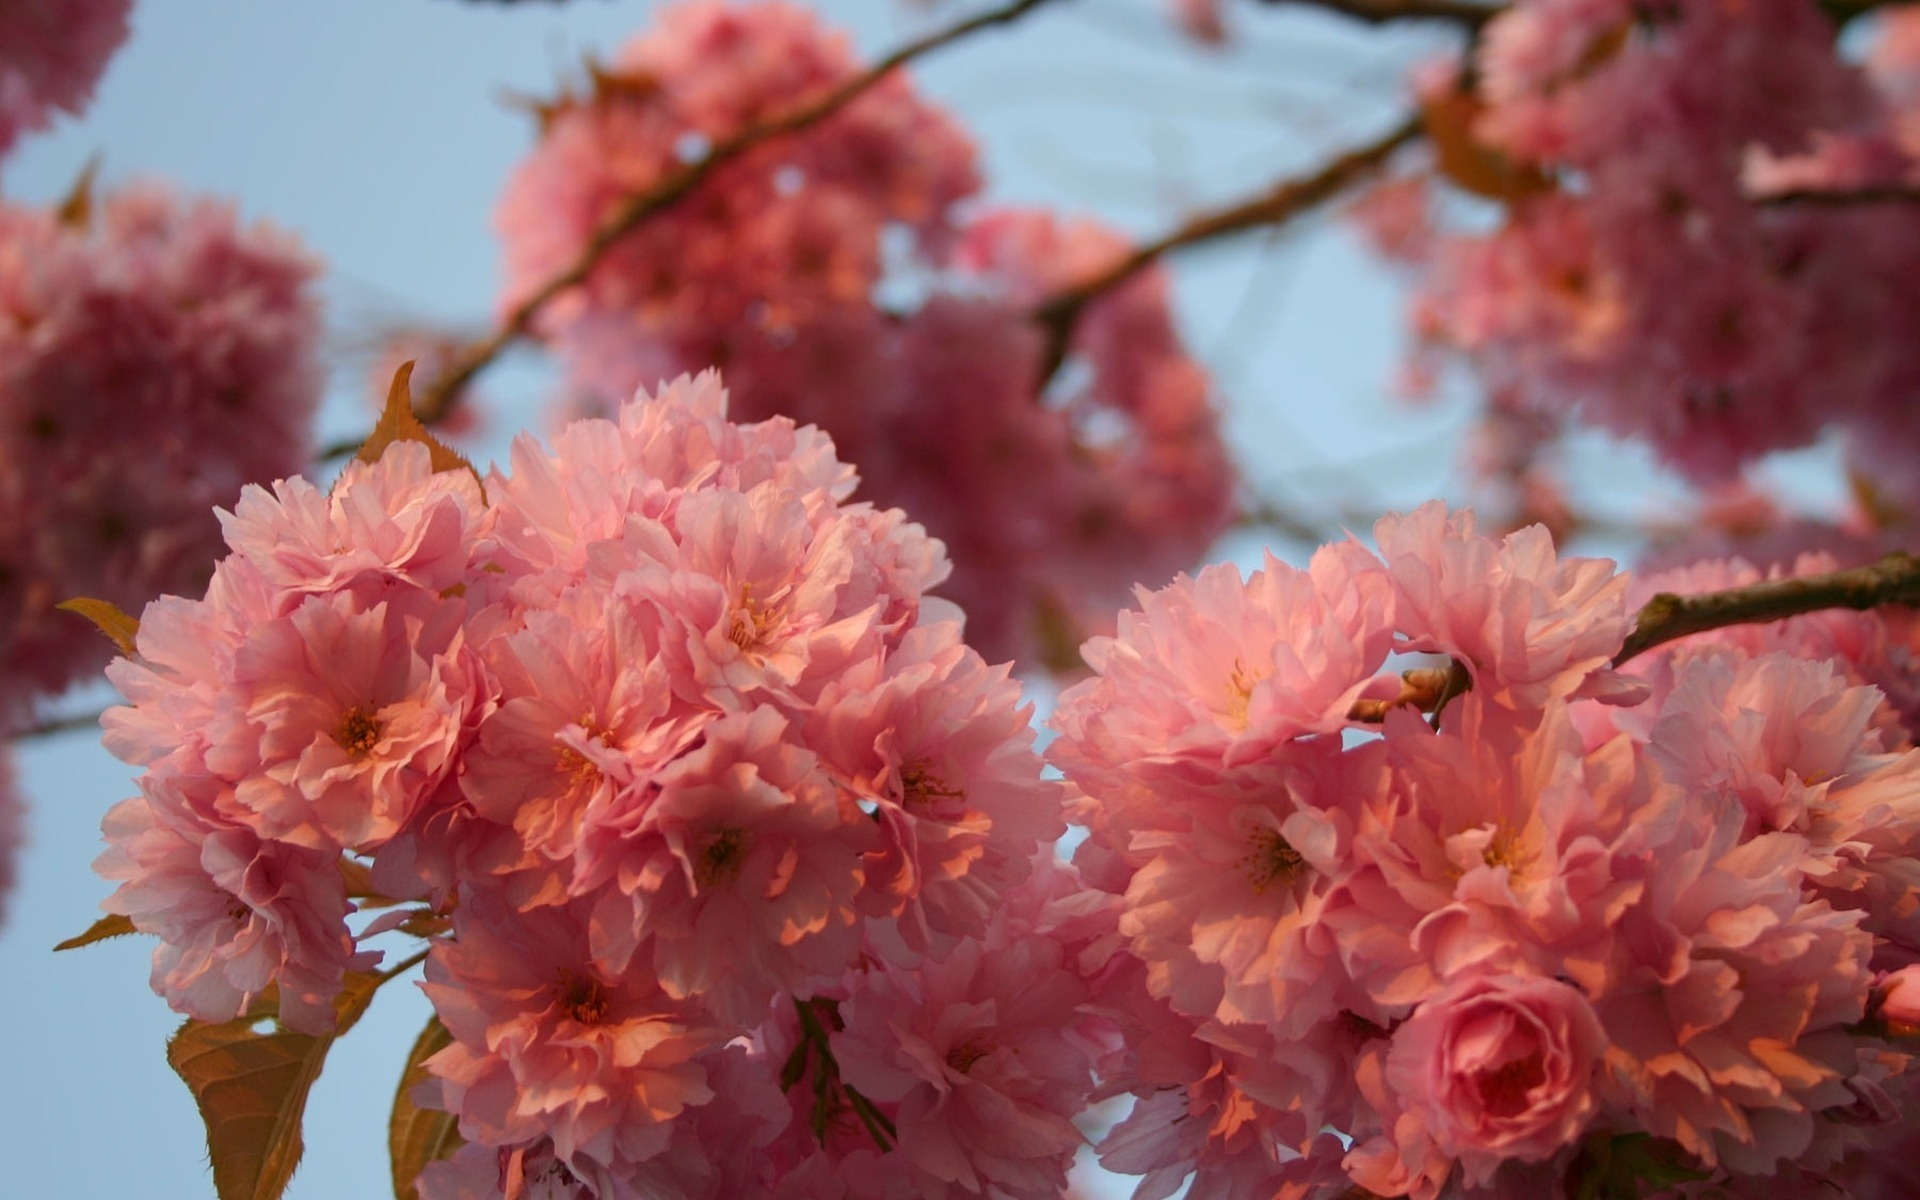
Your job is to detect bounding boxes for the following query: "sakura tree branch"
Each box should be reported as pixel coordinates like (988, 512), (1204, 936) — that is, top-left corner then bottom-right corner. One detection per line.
(12, 707), (106, 741)
(1758, 185), (1920, 208)
(1029, 115), (1422, 380)
(1614, 551), (1920, 667)
(1256, 0), (1502, 26)
(329, 0), (1062, 460)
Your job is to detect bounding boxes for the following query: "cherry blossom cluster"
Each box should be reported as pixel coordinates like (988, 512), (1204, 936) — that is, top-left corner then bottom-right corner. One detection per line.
(1362, 0), (1920, 508)
(1051, 503), (1920, 1199)
(96, 373), (1107, 1200)
(0, 181), (324, 706)
(496, 0), (1235, 668)
(0, 0), (129, 160)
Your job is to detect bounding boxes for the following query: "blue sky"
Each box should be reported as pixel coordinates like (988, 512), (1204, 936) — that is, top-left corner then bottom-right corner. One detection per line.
(0, 2), (1467, 1196)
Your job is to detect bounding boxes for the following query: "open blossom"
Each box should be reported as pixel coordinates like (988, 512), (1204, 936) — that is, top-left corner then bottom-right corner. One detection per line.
(1352, 971), (1606, 1197)
(421, 903), (725, 1174)
(0, 0), (129, 158)
(96, 788), (370, 1034)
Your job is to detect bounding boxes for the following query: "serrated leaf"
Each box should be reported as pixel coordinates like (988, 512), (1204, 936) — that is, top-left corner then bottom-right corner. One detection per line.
(54, 911), (138, 951)
(57, 596), (141, 656)
(356, 361), (482, 487)
(166, 969), (384, 1200)
(389, 1016), (462, 1200)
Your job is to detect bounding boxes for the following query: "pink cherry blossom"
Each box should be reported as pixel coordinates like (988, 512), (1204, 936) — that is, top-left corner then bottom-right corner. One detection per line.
(96, 788), (369, 1034)
(1364, 971), (1606, 1194)
(421, 902), (724, 1177)
(0, 0), (129, 158)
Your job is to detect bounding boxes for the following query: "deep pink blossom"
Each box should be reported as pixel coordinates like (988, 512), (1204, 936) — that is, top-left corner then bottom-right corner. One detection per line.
(0, 0), (129, 157)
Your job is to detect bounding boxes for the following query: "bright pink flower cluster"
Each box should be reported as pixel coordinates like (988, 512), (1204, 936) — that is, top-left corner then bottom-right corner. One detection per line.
(496, 0), (1235, 668)
(0, 0), (129, 159)
(1051, 503), (1920, 1198)
(0, 182), (323, 706)
(1373, 0), (1920, 496)
(97, 373), (1100, 1199)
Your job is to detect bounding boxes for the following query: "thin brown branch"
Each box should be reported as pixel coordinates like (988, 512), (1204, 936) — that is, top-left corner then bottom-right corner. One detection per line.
(1257, 0), (1502, 25)
(1759, 185), (1920, 208)
(1615, 551), (1920, 667)
(1029, 115), (1423, 381)
(11, 707), (105, 740)
(326, 0), (1063, 462)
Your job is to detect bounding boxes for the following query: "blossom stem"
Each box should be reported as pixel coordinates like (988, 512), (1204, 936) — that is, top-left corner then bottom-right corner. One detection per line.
(1028, 115), (1422, 382)
(1255, 0), (1501, 25)
(1615, 551), (1920, 666)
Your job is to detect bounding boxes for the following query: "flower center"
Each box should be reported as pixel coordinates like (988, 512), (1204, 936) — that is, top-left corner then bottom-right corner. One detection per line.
(697, 827), (748, 887)
(1224, 658), (1256, 728)
(335, 706), (383, 757)
(727, 583), (782, 651)
(900, 758), (965, 808)
(946, 1038), (991, 1075)
(1239, 825), (1306, 893)
(1475, 1050), (1546, 1118)
(553, 969), (611, 1026)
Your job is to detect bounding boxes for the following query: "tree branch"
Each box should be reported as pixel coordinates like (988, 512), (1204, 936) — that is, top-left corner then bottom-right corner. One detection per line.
(1759, 185), (1920, 208)
(1028, 115), (1422, 381)
(1615, 551), (1920, 667)
(1256, 0), (1502, 26)
(11, 707), (105, 740)
(330, 0), (1064, 460)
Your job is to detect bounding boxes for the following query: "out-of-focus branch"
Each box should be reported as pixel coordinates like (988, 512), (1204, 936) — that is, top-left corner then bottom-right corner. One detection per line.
(1256, 0), (1502, 26)
(1029, 115), (1423, 380)
(12, 708), (105, 740)
(1615, 551), (1920, 666)
(1759, 185), (1920, 208)
(325, 0), (1063, 462)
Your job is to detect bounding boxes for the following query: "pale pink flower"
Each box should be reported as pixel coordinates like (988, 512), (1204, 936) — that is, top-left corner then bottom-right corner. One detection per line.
(1371, 501), (1643, 711)
(217, 442), (488, 607)
(1049, 542), (1397, 845)
(1368, 971), (1606, 1192)
(804, 622), (1064, 954)
(96, 789), (369, 1034)
(1591, 804), (1873, 1173)
(577, 706), (871, 1022)
(833, 923), (1098, 1199)
(421, 903), (723, 1177)
(1337, 699), (1667, 1008)
(0, 0), (129, 157)
(1877, 965), (1920, 1027)
(206, 589), (486, 852)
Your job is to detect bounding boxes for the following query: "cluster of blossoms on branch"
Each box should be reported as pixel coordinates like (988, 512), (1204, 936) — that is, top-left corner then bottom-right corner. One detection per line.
(87, 367), (1920, 1199)
(1347, 0), (1920, 525)
(97, 374), (1105, 1200)
(496, 0), (1235, 670)
(1055, 505), (1920, 1199)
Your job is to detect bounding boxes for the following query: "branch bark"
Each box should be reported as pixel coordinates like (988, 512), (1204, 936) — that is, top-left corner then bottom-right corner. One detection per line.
(1028, 115), (1422, 381)
(1256, 0), (1502, 25)
(1615, 551), (1920, 666)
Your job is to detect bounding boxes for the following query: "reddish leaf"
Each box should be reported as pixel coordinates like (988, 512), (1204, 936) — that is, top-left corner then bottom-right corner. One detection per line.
(57, 597), (140, 656)
(55, 156), (100, 229)
(166, 970), (384, 1200)
(389, 1016), (462, 1200)
(356, 362), (482, 488)
(54, 912), (138, 951)
(1420, 88), (1551, 203)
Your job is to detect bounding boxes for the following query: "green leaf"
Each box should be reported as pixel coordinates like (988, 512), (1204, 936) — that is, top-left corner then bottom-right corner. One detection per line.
(57, 597), (140, 656)
(389, 1016), (461, 1200)
(54, 912), (138, 951)
(166, 969), (384, 1200)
